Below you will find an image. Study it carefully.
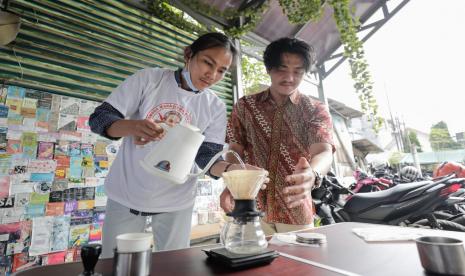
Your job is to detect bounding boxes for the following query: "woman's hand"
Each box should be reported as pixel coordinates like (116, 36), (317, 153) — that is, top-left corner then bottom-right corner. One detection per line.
(131, 119), (166, 145)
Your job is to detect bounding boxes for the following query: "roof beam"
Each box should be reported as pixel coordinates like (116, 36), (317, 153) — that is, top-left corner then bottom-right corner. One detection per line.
(319, 0), (410, 79)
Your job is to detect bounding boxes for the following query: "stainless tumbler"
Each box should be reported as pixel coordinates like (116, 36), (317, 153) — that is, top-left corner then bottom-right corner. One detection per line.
(113, 248), (152, 276)
(416, 236), (465, 275)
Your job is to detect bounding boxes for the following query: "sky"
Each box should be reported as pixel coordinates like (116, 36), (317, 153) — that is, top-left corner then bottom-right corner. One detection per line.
(323, 0), (465, 136)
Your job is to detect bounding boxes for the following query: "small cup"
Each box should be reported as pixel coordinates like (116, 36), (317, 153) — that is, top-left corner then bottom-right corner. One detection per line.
(116, 233), (153, 253)
(416, 236), (465, 275)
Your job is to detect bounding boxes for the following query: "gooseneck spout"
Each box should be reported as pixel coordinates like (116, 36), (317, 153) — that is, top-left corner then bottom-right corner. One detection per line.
(189, 149), (246, 178)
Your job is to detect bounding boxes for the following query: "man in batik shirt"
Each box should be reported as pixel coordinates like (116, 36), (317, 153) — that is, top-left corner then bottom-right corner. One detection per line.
(222, 37), (335, 234)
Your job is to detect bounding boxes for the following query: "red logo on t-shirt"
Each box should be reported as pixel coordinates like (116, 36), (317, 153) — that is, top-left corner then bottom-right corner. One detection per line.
(146, 103), (192, 125)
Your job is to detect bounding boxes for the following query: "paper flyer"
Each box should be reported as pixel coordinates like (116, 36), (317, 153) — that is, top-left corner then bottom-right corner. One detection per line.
(36, 108), (50, 123)
(30, 173), (55, 183)
(58, 130), (82, 142)
(60, 97), (80, 115)
(29, 216), (53, 256)
(94, 141), (108, 157)
(0, 153), (12, 175)
(77, 200), (94, 210)
(69, 156), (83, 180)
(0, 85), (7, 104)
(7, 140), (22, 154)
(1, 207), (25, 224)
(79, 100), (98, 116)
(76, 116), (90, 132)
(13, 193), (30, 208)
(30, 192), (50, 205)
(55, 167), (66, 179)
(69, 142), (81, 157)
(37, 142), (54, 160)
(37, 93), (52, 109)
(10, 157), (28, 175)
(25, 204), (45, 218)
(57, 114), (77, 132)
(21, 98), (37, 118)
(7, 86), (25, 99)
(0, 127), (7, 153)
(9, 180), (34, 195)
(21, 132), (38, 159)
(51, 179), (68, 192)
(0, 175), (10, 198)
(54, 140), (69, 157)
(94, 185), (107, 207)
(45, 251), (66, 265)
(45, 202), (65, 216)
(6, 98), (22, 114)
(28, 160), (56, 174)
(0, 196), (14, 208)
(49, 191), (63, 203)
(64, 201), (77, 214)
(0, 105), (8, 126)
(68, 224), (90, 248)
(81, 132), (97, 144)
(82, 187), (95, 200)
(80, 143), (93, 157)
(89, 222), (103, 242)
(50, 216), (70, 252)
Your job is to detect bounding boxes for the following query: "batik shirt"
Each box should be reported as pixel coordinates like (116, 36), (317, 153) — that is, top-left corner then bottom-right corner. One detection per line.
(227, 89), (334, 225)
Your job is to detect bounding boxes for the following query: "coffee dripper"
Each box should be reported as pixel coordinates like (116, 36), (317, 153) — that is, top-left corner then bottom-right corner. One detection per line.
(220, 170), (268, 254)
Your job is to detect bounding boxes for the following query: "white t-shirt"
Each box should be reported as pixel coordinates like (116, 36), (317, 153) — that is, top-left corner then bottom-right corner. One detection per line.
(104, 68), (227, 212)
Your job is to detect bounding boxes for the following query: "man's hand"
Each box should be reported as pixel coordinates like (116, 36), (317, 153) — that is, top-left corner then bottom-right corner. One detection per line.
(283, 157), (315, 208)
(220, 188), (235, 213)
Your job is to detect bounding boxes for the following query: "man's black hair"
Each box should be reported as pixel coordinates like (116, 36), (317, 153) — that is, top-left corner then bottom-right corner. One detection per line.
(263, 37), (315, 72)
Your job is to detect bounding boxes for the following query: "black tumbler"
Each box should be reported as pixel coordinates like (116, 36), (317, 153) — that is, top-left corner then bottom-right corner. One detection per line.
(80, 244), (102, 276)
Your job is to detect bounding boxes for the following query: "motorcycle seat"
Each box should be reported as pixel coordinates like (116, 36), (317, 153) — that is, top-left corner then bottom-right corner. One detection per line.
(345, 180), (433, 213)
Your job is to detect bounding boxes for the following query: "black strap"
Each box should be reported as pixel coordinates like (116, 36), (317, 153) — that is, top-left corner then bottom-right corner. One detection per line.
(129, 209), (161, 216)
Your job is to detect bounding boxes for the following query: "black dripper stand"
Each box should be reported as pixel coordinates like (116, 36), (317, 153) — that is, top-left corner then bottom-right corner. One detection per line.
(79, 244), (102, 276)
(204, 199), (279, 269)
(227, 199), (263, 222)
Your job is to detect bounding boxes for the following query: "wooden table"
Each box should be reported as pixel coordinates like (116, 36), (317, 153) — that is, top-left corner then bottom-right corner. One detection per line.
(14, 222), (465, 276)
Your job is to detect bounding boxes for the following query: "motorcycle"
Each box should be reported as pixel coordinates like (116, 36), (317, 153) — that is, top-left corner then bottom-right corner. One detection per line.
(350, 169), (394, 194)
(313, 173), (465, 231)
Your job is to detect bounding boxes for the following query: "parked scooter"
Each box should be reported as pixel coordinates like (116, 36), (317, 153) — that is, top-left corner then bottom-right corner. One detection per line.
(350, 169), (394, 194)
(313, 173), (465, 231)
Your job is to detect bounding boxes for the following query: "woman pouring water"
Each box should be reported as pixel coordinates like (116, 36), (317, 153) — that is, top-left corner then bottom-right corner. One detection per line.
(89, 32), (265, 258)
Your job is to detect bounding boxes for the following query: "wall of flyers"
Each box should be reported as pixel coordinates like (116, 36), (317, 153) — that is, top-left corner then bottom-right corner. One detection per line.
(0, 85), (117, 274)
(0, 84), (225, 274)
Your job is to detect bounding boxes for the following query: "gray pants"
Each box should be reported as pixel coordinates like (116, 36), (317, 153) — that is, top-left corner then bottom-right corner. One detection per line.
(101, 198), (193, 258)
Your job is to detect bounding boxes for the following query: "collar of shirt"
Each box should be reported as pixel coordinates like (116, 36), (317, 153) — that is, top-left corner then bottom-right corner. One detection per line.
(257, 88), (301, 105)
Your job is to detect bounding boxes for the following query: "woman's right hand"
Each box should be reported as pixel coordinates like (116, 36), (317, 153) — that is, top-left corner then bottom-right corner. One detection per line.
(129, 119), (165, 145)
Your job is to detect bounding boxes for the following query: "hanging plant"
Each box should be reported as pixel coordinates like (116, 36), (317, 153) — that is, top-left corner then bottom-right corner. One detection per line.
(143, 0), (270, 38)
(279, 0), (324, 23)
(143, 0), (381, 130)
(329, 0), (382, 130)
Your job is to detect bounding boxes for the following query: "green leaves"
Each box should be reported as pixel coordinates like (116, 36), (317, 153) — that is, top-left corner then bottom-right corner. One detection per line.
(279, 0), (324, 23)
(143, 0), (381, 131)
(329, 0), (381, 131)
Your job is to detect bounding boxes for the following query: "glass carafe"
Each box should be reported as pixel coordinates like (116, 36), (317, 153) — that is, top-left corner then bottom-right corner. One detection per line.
(221, 216), (267, 254)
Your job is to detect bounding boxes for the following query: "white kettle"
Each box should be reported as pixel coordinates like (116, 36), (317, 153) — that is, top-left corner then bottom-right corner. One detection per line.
(139, 123), (225, 184)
